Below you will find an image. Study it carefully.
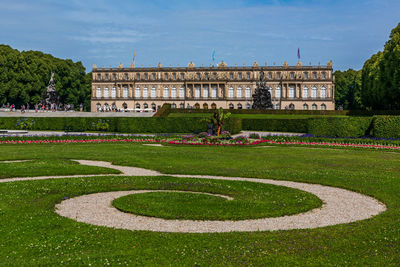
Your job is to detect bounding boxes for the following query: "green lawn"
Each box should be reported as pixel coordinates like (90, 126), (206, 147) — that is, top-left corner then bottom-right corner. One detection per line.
(168, 112), (347, 119)
(0, 143), (399, 265)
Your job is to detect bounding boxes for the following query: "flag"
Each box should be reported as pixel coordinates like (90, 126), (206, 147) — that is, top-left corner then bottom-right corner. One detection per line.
(133, 51), (135, 63)
(212, 49), (215, 62)
(297, 48), (300, 60)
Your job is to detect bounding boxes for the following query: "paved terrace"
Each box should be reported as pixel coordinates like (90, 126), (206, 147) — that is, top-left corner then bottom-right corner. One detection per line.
(0, 110), (154, 117)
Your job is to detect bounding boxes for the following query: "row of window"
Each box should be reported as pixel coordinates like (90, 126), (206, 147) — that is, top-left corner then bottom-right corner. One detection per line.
(95, 71), (329, 81)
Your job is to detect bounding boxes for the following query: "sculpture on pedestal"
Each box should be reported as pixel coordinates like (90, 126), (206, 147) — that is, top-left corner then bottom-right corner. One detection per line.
(42, 72), (60, 108)
(252, 70), (273, 109)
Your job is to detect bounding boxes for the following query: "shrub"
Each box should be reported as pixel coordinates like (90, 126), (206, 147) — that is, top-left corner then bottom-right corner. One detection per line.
(242, 118), (308, 133)
(372, 116), (400, 138)
(307, 117), (373, 137)
(249, 133), (260, 139)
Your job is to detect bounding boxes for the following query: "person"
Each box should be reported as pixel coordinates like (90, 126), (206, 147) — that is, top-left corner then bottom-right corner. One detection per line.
(80, 103), (83, 112)
(35, 104), (38, 112)
(21, 105), (25, 113)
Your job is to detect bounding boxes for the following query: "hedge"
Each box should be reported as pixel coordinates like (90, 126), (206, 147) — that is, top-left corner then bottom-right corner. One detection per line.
(372, 116), (400, 138)
(242, 118), (308, 133)
(0, 117), (242, 134)
(307, 117), (373, 137)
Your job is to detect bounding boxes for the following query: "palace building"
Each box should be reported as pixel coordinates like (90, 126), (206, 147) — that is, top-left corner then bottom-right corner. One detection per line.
(91, 61), (335, 111)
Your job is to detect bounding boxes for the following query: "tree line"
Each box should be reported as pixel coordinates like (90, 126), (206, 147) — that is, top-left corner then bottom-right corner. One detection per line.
(335, 23), (400, 110)
(0, 45), (91, 110)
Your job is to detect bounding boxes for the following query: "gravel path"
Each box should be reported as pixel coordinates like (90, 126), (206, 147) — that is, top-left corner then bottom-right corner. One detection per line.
(51, 160), (386, 233)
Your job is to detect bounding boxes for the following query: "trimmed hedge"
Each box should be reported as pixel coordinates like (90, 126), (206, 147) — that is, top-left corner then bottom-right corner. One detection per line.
(0, 117), (242, 134)
(307, 117), (373, 137)
(372, 116), (400, 138)
(242, 119), (308, 133)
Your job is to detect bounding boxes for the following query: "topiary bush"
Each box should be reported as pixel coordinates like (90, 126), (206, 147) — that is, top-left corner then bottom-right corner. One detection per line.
(241, 118), (309, 133)
(307, 117), (373, 137)
(372, 116), (400, 138)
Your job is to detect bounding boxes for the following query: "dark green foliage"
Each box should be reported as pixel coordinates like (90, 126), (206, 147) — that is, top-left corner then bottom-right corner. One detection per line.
(334, 69), (362, 109)
(372, 116), (400, 138)
(242, 118), (308, 133)
(0, 45), (91, 110)
(153, 103), (172, 117)
(170, 108), (350, 115)
(307, 117), (373, 137)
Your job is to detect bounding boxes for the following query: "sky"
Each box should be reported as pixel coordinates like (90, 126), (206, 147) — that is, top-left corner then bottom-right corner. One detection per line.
(0, 0), (399, 72)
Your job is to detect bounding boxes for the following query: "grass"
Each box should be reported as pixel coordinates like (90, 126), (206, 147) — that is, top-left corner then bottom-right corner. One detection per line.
(0, 159), (120, 178)
(168, 113), (347, 119)
(112, 182), (321, 220)
(0, 142), (399, 265)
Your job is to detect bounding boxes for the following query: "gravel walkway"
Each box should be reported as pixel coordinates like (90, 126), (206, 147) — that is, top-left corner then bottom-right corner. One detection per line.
(51, 160), (386, 233)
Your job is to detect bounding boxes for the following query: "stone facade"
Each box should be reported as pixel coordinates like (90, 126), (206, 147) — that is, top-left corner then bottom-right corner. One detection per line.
(91, 61), (335, 111)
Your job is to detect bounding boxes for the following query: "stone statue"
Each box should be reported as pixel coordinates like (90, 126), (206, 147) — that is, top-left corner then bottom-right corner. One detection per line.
(42, 71), (60, 108)
(252, 70), (273, 109)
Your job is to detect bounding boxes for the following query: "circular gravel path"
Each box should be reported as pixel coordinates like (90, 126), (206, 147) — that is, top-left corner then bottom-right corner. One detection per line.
(51, 160), (386, 233)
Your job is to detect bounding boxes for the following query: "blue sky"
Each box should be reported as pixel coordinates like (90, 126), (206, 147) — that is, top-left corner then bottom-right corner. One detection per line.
(0, 0), (399, 71)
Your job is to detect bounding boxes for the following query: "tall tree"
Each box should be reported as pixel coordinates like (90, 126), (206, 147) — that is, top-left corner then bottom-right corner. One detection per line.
(334, 69), (362, 110)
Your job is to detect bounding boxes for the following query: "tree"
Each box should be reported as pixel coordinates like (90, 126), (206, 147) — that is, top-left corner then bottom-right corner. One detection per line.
(334, 69), (362, 109)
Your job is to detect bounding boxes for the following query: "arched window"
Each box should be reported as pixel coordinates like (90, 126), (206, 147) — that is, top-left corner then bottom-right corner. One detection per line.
(303, 103), (309, 110)
(194, 103), (200, 109)
(321, 104), (327, 110)
(203, 85), (209, 98)
(104, 87), (109, 98)
(321, 86), (327, 99)
(195, 85), (201, 98)
(122, 102), (127, 109)
(312, 104), (317, 110)
(171, 87), (177, 98)
(143, 87), (148, 98)
(302, 87), (308, 98)
(135, 87), (141, 98)
(179, 87), (185, 98)
(171, 103), (176, 109)
(96, 103), (101, 111)
(229, 103), (234, 109)
(151, 87), (156, 98)
(163, 87), (169, 98)
(104, 103), (109, 111)
(237, 87), (242, 98)
(228, 87), (234, 98)
(123, 87), (129, 98)
(237, 103), (242, 109)
(312, 86), (317, 99)
(151, 103), (156, 111)
(203, 103), (208, 109)
(276, 86), (281, 98)
(246, 103), (251, 109)
(289, 103), (295, 110)
(268, 86), (273, 98)
(245, 87), (251, 98)
(211, 85), (218, 98)
(112, 87), (116, 98)
(211, 103), (217, 109)
(179, 103), (184, 109)
(136, 103), (140, 109)
(96, 87), (102, 98)
(144, 103), (148, 109)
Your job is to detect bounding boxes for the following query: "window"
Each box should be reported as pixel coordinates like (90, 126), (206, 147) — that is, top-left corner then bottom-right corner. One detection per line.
(197, 73), (201, 79)
(105, 74), (109, 80)
(302, 87), (309, 98)
(151, 87), (156, 98)
(304, 72), (309, 79)
(205, 73), (209, 79)
(321, 104), (327, 110)
(179, 87), (185, 98)
(152, 73), (156, 80)
(173, 73), (176, 80)
(96, 87), (101, 98)
(277, 72), (281, 79)
(144, 103), (148, 109)
(228, 87), (234, 98)
(163, 87), (169, 98)
(268, 86), (273, 98)
(237, 87), (242, 98)
(313, 72), (317, 79)
(245, 87), (251, 98)
(194, 103), (200, 109)
(152, 103), (156, 110)
(136, 103), (140, 109)
(212, 85), (218, 98)
(97, 74), (101, 80)
(96, 103), (101, 111)
(164, 73), (168, 80)
(112, 73), (117, 80)
(211, 103), (217, 109)
(122, 102), (128, 109)
(143, 87), (148, 98)
(237, 103), (242, 109)
(213, 73), (217, 79)
(195, 85), (201, 98)
(322, 72), (326, 79)
(136, 73), (140, 80)
(230, 73), (234, 79)
(171, 87), (177, 98)
(144, 73), (148, 80)
(238, 73), (242, 79)
(289, 103), (295, 110)
(229, 103), (234, 109)
(303, 104), (309, 110)
(290, 72), (295, 79)
(268, 72), (272, 79)
(180, 103), (184, 109)
(321, 86), (327, 99)
(203, 85), (209, 98)
(312, 104), (317, 110)
(247, 72), (250, 79)
(135, 87), (141, 98)
(124, 73), (128, 80)
(312, 87), (317, 98)
(181, 73), (185, 79)
(288, 86), (295, 98)
(171, 103), (176, 109)
(203, 103), (208, 109)
(104, 87), (109, 98)
(276, 86), (281, 98)
(112, 87), (116, 98)
(246, 103), (251, 109)
(123, 87), (129, 98)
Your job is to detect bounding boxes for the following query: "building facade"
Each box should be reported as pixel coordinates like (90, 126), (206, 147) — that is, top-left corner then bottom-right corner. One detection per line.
(91, 61), (335, 111)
